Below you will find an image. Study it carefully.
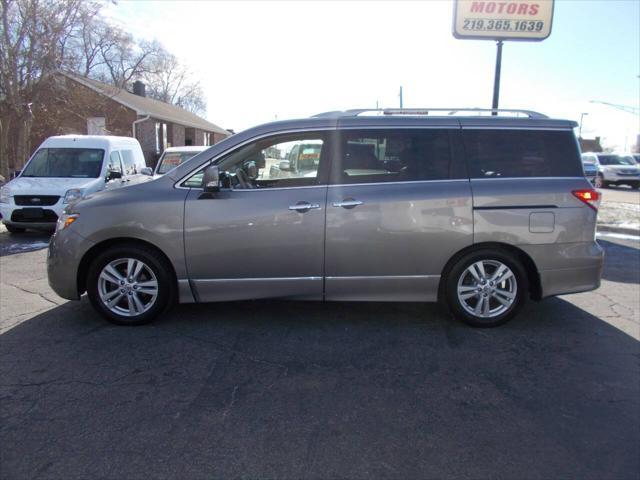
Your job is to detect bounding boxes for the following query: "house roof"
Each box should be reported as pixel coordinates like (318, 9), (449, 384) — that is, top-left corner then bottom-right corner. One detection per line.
(58, 71), (229, 136)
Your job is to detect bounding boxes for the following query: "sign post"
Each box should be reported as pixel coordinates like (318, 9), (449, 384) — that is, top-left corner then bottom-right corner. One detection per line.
(453, 0), (555, 111)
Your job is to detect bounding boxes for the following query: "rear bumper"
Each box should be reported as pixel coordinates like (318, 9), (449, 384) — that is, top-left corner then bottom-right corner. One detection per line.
(534, 242), (604, 298)
(539, 264), (603, 298)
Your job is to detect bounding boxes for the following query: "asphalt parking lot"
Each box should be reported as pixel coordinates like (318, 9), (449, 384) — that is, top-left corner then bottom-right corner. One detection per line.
(0, 232), (638, 479)
(599, 185), (640, 204)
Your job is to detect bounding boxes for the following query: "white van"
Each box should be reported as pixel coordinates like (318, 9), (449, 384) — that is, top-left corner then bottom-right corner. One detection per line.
(0, 135), (149, 233)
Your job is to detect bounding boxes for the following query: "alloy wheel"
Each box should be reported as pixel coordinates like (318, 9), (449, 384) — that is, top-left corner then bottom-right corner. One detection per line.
(456, 260), (518, 319)
(97, 258), (159, 317)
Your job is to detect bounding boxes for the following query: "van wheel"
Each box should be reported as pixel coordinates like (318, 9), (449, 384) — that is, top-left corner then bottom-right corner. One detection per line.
(445, 249), (528, 327)
(86, 244), (174, 325)
(5, 225), (26, 234)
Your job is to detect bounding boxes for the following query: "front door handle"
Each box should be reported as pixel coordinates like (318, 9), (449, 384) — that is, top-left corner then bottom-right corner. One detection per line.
(332, 199), (363, 209)
(288, 202), (321, 213)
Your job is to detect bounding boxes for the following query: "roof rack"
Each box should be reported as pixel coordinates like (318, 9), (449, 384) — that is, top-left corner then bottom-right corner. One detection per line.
(312, 108), (548, 119)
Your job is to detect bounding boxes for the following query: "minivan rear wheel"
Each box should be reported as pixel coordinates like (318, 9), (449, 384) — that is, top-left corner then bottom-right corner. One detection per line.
(86, 244), (174, 325)
(445, 249), (528, 327)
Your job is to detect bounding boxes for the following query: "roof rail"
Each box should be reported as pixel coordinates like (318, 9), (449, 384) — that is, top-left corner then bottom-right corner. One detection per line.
(312, 108), (548, 119)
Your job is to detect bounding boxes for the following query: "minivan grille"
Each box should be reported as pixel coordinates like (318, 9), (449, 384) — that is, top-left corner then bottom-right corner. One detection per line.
(14, 195), (60, 206)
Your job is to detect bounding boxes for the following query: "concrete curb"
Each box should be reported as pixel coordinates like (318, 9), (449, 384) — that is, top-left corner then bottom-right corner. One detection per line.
(597, 224), (640, 237)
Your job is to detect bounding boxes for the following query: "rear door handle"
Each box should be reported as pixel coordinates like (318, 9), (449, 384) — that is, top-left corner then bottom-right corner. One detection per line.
(289, 202), (321, 212)
(332, 199), (363, 209)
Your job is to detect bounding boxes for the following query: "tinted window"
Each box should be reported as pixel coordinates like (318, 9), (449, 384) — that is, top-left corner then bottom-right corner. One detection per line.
(335, 129), (452, 184)
(21, 148), (104, 178)
(464, 130), (582, 178)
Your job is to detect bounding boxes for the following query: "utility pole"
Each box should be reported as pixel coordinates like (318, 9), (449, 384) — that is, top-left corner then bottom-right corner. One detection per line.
(399, 86), (403, 108)
(579, 113), (589, 138)
(491, 40), (503, 115)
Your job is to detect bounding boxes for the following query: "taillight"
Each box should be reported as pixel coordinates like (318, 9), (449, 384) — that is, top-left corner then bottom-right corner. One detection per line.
(572, 189), (601, 210)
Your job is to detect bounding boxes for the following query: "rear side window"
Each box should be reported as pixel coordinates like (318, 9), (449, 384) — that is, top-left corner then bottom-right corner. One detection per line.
(463, 130), (582, 178)
(335, 129), (452, 184)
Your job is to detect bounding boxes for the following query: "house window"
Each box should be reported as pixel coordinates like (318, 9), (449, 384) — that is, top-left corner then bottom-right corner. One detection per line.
(203, 132), (211, 146)
(87, 117), (106, 135)
(155, 122), (161, 153)
(163, 124), (168, 150)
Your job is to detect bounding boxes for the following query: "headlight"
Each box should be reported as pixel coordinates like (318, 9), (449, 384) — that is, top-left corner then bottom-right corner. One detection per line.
(56, 212), (79, 231)
(0, 187), (10, 204)
(63, 188), (85, 204)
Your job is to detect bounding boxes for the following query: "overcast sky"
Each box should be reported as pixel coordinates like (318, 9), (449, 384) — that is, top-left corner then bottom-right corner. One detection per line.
(106, 0), (639, 151)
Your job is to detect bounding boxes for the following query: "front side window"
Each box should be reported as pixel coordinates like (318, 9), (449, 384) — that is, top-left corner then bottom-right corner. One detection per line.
(108, 151), (122, 174)
(334, 129), (452, 184)
(464, 130), (582, 178)
(21, 148), (105, 178)
(183, 132), (328, 189)
(121, 150), (141, 174)
(120, 151), (136, 175)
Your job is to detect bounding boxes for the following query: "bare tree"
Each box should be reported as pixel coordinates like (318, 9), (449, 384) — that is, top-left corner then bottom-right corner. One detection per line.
(0, 0), (209, 177)
(0, 0), (96, 177)
(141, 50), (207, 115)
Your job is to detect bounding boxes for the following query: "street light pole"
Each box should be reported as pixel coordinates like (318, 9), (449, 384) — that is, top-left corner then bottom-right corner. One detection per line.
(491, 40), (503, 115)
(579, 112), (589, 138)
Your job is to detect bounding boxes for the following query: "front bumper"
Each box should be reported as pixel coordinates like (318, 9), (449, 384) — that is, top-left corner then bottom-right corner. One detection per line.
(1, 201), (65, 230)
(47, 227), (94, 300)
(602, 172), (640, 183)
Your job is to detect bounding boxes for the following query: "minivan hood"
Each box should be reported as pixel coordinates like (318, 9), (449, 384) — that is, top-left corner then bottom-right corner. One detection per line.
(3, 177), (101, 195)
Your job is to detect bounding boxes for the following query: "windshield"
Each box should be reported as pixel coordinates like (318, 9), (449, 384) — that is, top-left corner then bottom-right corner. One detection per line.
(156, 151), (202, 174)
(21, 148), (105, 178)
(598, 155), (637, 166)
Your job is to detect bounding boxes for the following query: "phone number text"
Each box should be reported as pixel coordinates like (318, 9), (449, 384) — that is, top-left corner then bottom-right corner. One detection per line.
(462, 18), (545, 32)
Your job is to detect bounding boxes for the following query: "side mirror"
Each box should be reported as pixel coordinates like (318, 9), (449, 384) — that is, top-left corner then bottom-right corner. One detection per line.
(279, 160), (291, 171)
(203, 165), (220, 193)
(107, 169), (122, 181)
(140, 167), (153, 176)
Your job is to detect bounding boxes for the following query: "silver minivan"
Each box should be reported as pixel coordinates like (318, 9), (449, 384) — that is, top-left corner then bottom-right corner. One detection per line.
(47, 109), (604, 327)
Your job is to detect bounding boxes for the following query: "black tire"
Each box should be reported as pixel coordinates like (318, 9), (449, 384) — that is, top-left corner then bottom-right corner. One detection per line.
(444, 249), (528, 328)
(5, 224), (26, 234)
(86, 243), (175, 326)
(595, 174), (608, 189)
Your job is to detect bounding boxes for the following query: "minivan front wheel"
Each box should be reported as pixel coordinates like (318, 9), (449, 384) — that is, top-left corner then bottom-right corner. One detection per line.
(87, 245), (173, 325)
(445, 250), (527, 327)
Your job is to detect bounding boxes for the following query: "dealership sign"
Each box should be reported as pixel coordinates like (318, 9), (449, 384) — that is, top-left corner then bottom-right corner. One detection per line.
(453, 0), (554, 41)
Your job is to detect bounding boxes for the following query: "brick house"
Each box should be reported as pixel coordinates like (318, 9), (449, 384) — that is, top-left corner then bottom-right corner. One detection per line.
(578, 137), (603, 153)
(24, 71), (229, 169)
